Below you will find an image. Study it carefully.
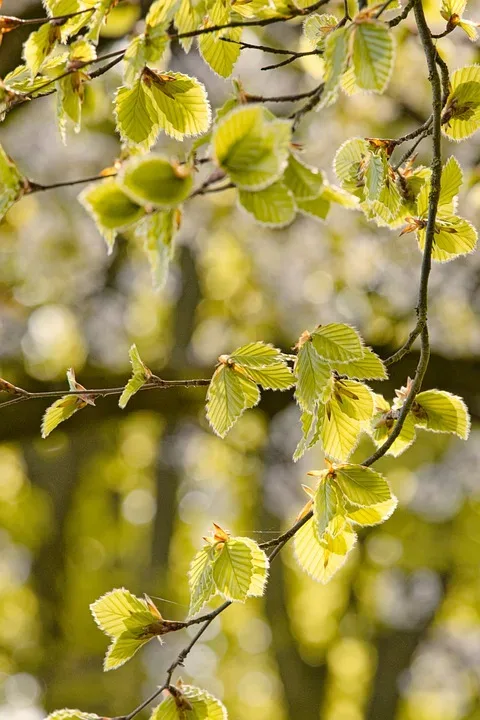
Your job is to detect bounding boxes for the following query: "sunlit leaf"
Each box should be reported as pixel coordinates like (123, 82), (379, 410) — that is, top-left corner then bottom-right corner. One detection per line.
(118, 344), (152, 409)
(90, 587), (158, 638)
(293, 515), (356, 583)
(369, 394), (417, 456)
(104, 632), (152, 671)
(212, 536), (268, 601)
(188, 546), (216, 616)
(213, 105), (291, 190)
(199, 26), (242, 78)
(134, 210), (179, 290)
(303, 13), (338, 49)
(319, 26), (348, 108)
(442, 66), (480, 141)
(238, 182), (296, 227)
(311, 323), (364, 362)
(412, 389), (470, 439)
(143, 68), (211, 140)
(23, 22), (58, 78)
(121, 155), (193, 208)
(206, 363), (259, 438)
(79, 180), (145, 251)
(45, 711), (103, 720)
(329, 346), (387, 380)
(294, 340), (331, 412)
(151, 684), (227, 720)
(175, 0), (206, 52)
(283, 153), (324, 201)
(417, 214), (477, 262)
(0, 143), (25, 221)
(332, 463), (393, 507)
(317, 398), (363, 461)
(352, 21), (394, 93)
(345, 496), (397, 526)
(114, 79), (159, 150)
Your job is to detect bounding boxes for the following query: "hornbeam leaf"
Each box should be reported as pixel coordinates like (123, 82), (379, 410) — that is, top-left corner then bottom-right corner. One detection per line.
(438, 156), (463, 213)
(440, 0), (467, 18)
(143, 68), (211, 140)
(333, 464), (393, 506)
(23, 22), (58, 78)
(104, 632), (153, 671)
(364, 151), (386, 202)
(41, 394), (88, 438)
(293, 515), (356, 584)
(294, 340), (331, 412)
(297, 195), (331, 221)
(238, 182), (296, 227)
(442, 65), (480, 141)
(114, 80), (159, 150)
(121, 155), (193, 208)
(293, 410), (316, 462)
(329, 346), (387, 380)
(119, 344), (152, 409)
(417, 214), (477, 262)
(212, 537), (268, 601)
(321, 182), (359, 209)
(46, 712), (104, 720)
(175, 0), (206, 52)
(345, 496), (397, 526)
(283, 153), (324, 201)
(188, 547), (216, 616)
(311, 323), (364, 362)
(332, 378), (374, 421)
(412, 389), (470, 439)
(319, 26), (348, 108)
(134, 211), (179, 290)
(151, 684), (227, 720)
(352, 21), (394, 93)
(79, 180), (145, 251)
(240, 364), (295, 390)
(333, 137), (370, 198)
(213, 105), (291, 190)
(317, 398), (363, 462)
(303, 13), (339, 49)
(90, 587), (159, 638)
(199, 26), (242, 78)
(313, 474), (343, 540)
(369, 394), (417, 456)
(227, 342), (287, 368)
(0, 143), (25, 221)
(206, 363), (259, 438)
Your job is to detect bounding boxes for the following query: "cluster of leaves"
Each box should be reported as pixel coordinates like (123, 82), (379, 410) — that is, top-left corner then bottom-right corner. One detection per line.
(294, 462), (397, 583)
(333, 141), (478, 261)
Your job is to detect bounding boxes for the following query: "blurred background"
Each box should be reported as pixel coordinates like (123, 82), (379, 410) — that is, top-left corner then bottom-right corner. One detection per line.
(1, 1), (480, 719)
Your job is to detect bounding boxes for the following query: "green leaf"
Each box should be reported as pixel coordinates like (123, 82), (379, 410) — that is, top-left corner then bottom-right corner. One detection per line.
(238, 182), (296, 227)
(41, 394), (88, 438)
(188, 547), (216, 616)
(317, 398), (363, 461)
(79, 180), (145, 251)
(283, 153), (324, 201)
(313, 474), (343, 540)
(319, 27), (349, 108)
(438, 156), (463, 212)
(212, 536), (268, 601)
(206, 363), (260, 438)
(293, 410), (316, 461)
(135, 211), (179, 290)
(213, 105), (291, 190)
(151, 684), (227, 720)
(143, 68), (211, 140)
(146, 0), (180, 26)
(333, 464), (393, 506)
(310, 323), (364, 362)
(199, 26), (242, 78)
(442, 66), (480, 141)
(86, 0), (116, 45)
(90, 587), (157, 638)
(114, 79), (159, 150)
(329, 346), (387, 380)
(364, 151), (387, 202)
(174, 0), (206, 52)
(333, 137), (370, 197)
(352, 21), (394, 93)
(121, 155), (193, 208)
(293, 515), (356, 584)
(23, 22), (58, 78)
(56, 73), (84, 142)
(45, 711), (103, 720)
(417, 214), (477, 262)
(303, 13), (339, 49)
(294, 340), (331, 412)
(226, 342), (294, 390)
(345, 497), (397, 526)
(321, 182), (359, 208)
(0, 143), (24, 221)
(332, 378), (374, 421)
(104, 632), (152, 671)
(412, 389), (470, 439)
(296, 195), (331, 221)
(119, 345), (152, 409)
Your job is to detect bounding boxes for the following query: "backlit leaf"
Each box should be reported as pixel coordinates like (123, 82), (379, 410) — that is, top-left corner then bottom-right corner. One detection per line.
(413, 389), (470, 439)
(46, 712), (103, 720)
(442, 65), (480, 141)
(151, 684), (227, 720)
(0, 143), (24, 221)
(283, 153), (324, 201)
(79, 180), (145, 251)
(329, 346), (387, 380)
(41, 394), (88, 438)
(121, 155), (193, 208)
(293, 515), (356, 583)
(317, 398), (363, 462)
(294, 340), (331, 412)
(90, 587), (158, 638)
(199, 26), (242, 78)
(23, 22), (58, 78)
(417, 214), (477, 262)
(311, 323), (364, 362)
(114, 79), (159, 150)
(135, 210), (179, 290)
(188, 547), (216, 616)
(333, 463), (393, 506)
(212, 537), (268, 601)
(206, 363), (259, 438)
(352, 21), (394, 93)
(319, 26), (348, 108)
(238, 182), (296, 227)
(119, 344), (152, 409)
(104, 632), (152, 671)
(345, 496), (397, 526)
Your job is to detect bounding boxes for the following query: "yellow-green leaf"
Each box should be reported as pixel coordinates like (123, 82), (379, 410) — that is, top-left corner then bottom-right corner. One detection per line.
(352, 21), (394, 93)
(311, 323), (364, 362)
(79, 180), (145, 251)
(188, 547), (216, 616)
(293, 515), (356, 584)
(295, 340), (331, 412)
(333, 463), (393, 506)
(114, 79), (159, 150)
(144, 69), (211, 140)
(442, 65), (480, 141)
(151, 684), (227, 720)
(329, 346), (387, 380)
(119, 344), (152, 409)
(199, 26), (242, 78)
(121, 155), (193, 208)
(206, 363), (260, 438)
(238, 182), (296, 227)
(413, 389), (470, 439)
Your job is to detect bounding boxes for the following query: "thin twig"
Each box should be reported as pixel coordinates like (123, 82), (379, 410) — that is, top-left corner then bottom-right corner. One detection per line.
(245, 87), (323, 103)
(388, 0), (416, 27)
(261, 51), (319, 71)
(290, 83), (324, 130)
(3, 8), (94, 27)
